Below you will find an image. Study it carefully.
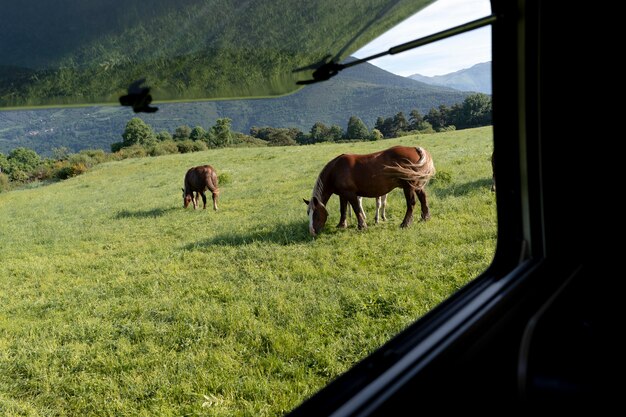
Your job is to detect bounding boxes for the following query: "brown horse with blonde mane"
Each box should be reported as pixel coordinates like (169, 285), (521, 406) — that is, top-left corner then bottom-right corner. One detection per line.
(304, 145), (435, 236)
(182, 165), (220, 210)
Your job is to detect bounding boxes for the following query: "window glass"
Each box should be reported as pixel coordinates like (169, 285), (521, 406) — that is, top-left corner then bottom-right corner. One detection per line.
(0, 1), (495, 415)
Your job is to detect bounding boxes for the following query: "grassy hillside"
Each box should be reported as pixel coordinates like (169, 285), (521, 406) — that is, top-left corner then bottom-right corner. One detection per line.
(0, 127), (496, 416)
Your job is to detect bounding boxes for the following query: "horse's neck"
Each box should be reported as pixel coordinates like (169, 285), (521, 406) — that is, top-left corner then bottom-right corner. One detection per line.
(313, 169), (333, 204)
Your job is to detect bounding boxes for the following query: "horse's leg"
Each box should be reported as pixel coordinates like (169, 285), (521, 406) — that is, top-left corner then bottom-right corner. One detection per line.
(200, 191), (207, 209)
(381, 194), (387, 221)
(400, 186), (416, 228)
(193, 192), (198, 209)
(349, 196), (366, 222)
(212, 190), (219, 210)
(375, 194), (388, 224)
(416, 188), (430, 221)
(337, 196), (348, 228)
(359, 196), (366, 219)
(348, 195), (367, 229)
(374, 196), (381, 224)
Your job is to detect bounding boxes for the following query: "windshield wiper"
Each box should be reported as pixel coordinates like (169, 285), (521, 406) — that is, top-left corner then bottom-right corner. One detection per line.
(295, 14), (496, 85)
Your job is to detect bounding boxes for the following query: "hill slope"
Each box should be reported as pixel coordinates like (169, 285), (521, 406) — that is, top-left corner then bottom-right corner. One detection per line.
(0, 127), (496, 416)
(409, 62), (492, 94)
(0, 61), (468, 156)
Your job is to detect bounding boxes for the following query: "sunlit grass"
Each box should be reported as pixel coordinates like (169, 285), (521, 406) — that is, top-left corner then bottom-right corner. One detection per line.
(0, 127), (495, 416)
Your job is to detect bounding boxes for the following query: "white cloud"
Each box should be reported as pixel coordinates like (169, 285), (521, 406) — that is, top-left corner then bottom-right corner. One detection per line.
(352, 0), (492, 76)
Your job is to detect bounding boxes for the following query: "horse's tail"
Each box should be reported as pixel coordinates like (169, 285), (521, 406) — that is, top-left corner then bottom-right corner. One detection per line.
(384, 147), (435, 190)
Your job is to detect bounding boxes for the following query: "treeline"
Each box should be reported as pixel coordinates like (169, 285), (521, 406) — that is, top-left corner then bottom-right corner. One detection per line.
(0, 93), (490, 192)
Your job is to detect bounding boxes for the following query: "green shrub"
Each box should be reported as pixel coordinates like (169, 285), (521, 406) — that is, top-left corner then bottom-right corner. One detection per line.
(431, 169), (452, 186)
(437, 125), (456, 132)
(54, 161), (89, 179)
(176, 139), (207, 153)
(217, 172), (232, 185)
(149, 140), (179, 156)
(79, 149), (109, 164)
(371, 129), (383, 141)
(9, 169), (29, 183)
(0, 172), (10, 192)
(115, 144), (147, 159)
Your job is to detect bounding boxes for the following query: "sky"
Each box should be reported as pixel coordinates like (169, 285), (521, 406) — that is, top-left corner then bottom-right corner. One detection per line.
(352, 0), (492, 77)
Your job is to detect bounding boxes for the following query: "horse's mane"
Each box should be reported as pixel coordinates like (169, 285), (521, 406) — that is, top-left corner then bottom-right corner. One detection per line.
(312, 175), (324, 201)
(383, 147), (435, 190)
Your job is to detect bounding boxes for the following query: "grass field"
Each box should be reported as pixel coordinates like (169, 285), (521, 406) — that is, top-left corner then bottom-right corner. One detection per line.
(0, 126), (496, 416)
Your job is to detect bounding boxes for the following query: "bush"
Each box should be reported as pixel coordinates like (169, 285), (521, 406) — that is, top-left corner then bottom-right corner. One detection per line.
(231, 134), (268, 148)
(68, 153), (94, 168)
(149, 140), (179, 156)
(54, 162), (89, 180)
(111, 142), (124, 153)
(30, 163), (56, 181)
(0, 172), (10, 192)
(218, 172), (232, 185)
(430, 169), (452, 187)
(371, 129), (383, 141)
(10, 169), (29, 183)
(176, 139), (207, 153)
(436, 125), (456, 132)
(115, 144), (147, 159)
(79, 149), (109, 164)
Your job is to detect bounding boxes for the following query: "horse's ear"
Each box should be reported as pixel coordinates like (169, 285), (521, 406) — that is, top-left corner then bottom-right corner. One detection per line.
(312, 196), (323, 207)
(303, 198), (310, 205)
(182, 188), (185, 193)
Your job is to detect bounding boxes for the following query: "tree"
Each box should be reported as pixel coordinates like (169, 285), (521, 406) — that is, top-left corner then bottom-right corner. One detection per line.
(190, 126), (207, 142)
(459, 93), (492, 128)
(309, 122), (330, 143)
(268, 130), (297, 146)
(374, 117), (385, 134)
(328, 125), (344, 141)
(173, 125), (192, 141)
(8, 147), (41, 172)
(121, 117), (156, 147)
(375, 116), (395, 138)
(408, 109), (424, 131)
(208, 118), (232, 148)
(371, 129), (383, 141)
(156, 131), (172, 142)
(52, 146), (71, 161)
(346, 116), (369, 140)
(425, 107), (444, 130)
(0, 152), (9, 173)
(393, 112), (408, 134)
(6, 147), (42, 181)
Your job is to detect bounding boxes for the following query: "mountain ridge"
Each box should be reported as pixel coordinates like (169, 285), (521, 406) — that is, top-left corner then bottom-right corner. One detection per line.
(1, 60), (470, 156)
(408, 62), (491, 94)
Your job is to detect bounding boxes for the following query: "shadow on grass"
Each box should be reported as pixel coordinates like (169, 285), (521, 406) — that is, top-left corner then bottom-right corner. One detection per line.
(431, 178), (493, 198)
(185, 220), (312, 248)
(115, 207), (178, 219)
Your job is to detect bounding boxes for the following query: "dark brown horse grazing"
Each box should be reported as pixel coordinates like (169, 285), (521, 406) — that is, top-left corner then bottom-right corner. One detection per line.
(182, 165), (219, 210)
(304, 146), (435, 236)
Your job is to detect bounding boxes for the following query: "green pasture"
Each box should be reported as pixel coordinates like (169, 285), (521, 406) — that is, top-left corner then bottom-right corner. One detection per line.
(0, 127), (496, 416)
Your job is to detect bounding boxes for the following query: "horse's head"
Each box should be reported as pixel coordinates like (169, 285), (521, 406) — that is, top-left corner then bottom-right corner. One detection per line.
(304, 197), (328, 236)
(182, 188), (193, 208)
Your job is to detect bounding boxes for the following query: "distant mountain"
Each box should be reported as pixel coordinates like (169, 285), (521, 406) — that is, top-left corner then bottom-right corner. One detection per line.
(0, 60), (470, 156)
(408, 62), (491, 94)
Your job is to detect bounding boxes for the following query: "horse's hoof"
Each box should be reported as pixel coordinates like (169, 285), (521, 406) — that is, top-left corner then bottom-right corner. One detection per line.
(336, 222), (347, 229)
(358, 223), (367, 230)
(421, 213), (430, 221)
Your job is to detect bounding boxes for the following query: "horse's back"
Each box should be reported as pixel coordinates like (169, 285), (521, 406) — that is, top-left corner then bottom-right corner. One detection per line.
(185, 165), (218, 192)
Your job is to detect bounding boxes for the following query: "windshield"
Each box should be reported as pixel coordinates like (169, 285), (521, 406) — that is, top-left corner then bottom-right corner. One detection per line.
(0, 0), (434, 108)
